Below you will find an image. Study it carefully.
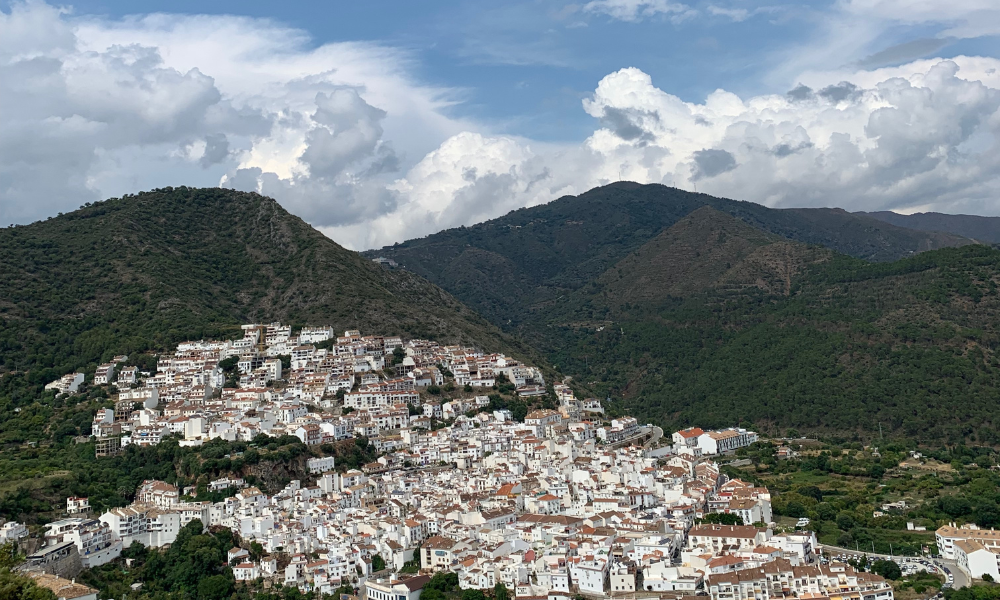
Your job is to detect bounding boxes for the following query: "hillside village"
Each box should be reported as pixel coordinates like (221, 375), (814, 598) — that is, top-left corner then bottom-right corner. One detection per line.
(11, 324), (898, 600)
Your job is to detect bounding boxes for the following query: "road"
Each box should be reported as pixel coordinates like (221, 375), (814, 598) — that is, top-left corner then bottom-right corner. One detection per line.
(608, 425), (662, 449)
(821, 545), (967, 588)
(643, 426), (663, 448)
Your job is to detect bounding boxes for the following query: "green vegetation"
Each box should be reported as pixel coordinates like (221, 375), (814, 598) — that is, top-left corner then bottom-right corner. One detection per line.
(946, 584), (1000, 600)
(696, 512), (744, 526)
(0, 186), (537, 509)
(82, 522), (350, 600)
(0, 187), (525, 446)
(540, 242), (1000, 443)
(0, 542), (56, 600)
(368, 182), (999, 442)
(0, 433), (347, 524)
(83, 521), (234, 600)
(731, 440), (1000, 555)
(894, 571), (944, 597)
(369, 182), (969, 328)
(0, 187), (514, 381)
(871, 559), (902, 580)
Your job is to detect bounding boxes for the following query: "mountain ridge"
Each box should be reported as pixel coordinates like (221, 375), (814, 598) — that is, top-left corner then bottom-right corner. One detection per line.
(860, 210), (1000, 244)
(0, 186), (526, 383)
(368, 182), (973, 328)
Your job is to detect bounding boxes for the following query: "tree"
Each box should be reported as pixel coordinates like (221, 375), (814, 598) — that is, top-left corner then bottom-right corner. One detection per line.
(975, 502), (1000, 529)
(798, 486), (823, 502)
(197, 574), (233, 600)
(984, 574), (995, 583)
(463, 590), (486, 600)
(940, 496), (973, 518)
(250, 541), (265, 562)
(0, 570), (56, 600)
(871, 560), (902, 581)
(494, 583), (510, 600)
(836, 513), (856, 531)
(698, 513), (744, 526)
(815, 503), (837, 522)
(372, 554), (386, 572)
(0, 542), (23, 571)
(0, 541), (55, 600)
(784, 501), (807, 518)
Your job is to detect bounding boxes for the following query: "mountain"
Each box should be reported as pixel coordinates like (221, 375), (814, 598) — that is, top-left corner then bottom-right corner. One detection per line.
(860, 211), (1000, 244)
(0, 186), (519, 385)
(593, 206), (831, 304)
(527, 209), (1000, 443)
(371, 181), (1000, 441)
(368, 182), (972, 327)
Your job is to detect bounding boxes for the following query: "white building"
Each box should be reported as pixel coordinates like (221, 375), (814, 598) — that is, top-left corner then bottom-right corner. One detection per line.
(307, 456), (337, 474)
(697, 428), (759, 455)
(570, 556), (609, 596)
(45, 373), (84, 394)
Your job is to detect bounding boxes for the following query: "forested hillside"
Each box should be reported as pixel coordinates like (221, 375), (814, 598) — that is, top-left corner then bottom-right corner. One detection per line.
(368, 182), (971, 326)
(531, 225), (1000, 443)
(0, 186), (522, 382)
(0, 186), (542, 460)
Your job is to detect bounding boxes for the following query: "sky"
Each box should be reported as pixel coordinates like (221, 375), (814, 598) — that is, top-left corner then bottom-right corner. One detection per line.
(2, 0), (1000, 249)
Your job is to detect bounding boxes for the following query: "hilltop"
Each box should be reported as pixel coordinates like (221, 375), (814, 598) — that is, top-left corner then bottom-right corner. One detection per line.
(0, 187), (519, 384)
(368, 182), (971, 327)
(860, 210), (1000, 244)
(372, 184), (1000, 441)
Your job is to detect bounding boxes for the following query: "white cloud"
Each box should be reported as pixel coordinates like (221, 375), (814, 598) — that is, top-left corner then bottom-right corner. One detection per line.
(335, 58), (1000, 249)
(706, 5), (780, 22)
(582, 0), (697, 23)
(0, 1), (469, 228)
(4, 0), (1000, 253)
(842, 0), (1000, 38)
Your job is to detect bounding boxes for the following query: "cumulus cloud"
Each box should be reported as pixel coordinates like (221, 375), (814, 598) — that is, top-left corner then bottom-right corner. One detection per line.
(223, 88), (404, 226)
(691, 149), (737, 180)
(0, 1), (466, 228)
(5, 0), (1000, 252)
(338, 59), (1000, 248)
(0, 2), (270, 223)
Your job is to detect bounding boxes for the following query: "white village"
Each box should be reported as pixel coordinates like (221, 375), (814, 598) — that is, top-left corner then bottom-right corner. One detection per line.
(10, 324), (895, 600)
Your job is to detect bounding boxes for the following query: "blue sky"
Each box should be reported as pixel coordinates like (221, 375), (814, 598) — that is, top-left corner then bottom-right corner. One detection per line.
(2, 0), (1000, 248)
(56, 0), (965, 140)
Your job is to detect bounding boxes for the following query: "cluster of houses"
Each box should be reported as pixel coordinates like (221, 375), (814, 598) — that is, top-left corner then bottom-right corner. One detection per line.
(24, 324), (898, 600)
(935, 523), (1000, 581)
(20, 410), (892, 600)
(72, 324), (556, 455)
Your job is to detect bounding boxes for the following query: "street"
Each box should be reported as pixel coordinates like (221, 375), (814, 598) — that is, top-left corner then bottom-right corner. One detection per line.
(821, 544), (968, 589)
